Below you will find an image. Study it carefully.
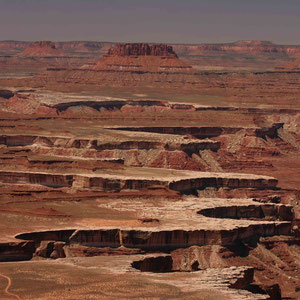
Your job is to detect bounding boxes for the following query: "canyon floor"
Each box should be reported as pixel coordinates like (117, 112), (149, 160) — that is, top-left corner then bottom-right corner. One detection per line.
(0, 41), (299, 300)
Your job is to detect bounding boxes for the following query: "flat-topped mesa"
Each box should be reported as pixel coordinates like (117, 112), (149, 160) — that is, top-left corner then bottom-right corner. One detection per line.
(18, 41), (63, 57)
(107, 43), (178, 57)
(92, 42), (192, 72)
(233, 40), (274, 46)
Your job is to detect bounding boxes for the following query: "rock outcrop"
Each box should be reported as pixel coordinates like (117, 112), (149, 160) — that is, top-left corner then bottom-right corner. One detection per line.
(0, 169), (279, 191)
(18, 41), (63, 57)
(92, 43), (192, 72)
(34, 240), (66, 259)
(0, 241), (35, 262)
(107, 43), (177, 57)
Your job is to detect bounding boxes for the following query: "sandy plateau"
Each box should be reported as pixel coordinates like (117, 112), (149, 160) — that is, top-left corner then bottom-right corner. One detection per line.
(0, 41), (299, 300)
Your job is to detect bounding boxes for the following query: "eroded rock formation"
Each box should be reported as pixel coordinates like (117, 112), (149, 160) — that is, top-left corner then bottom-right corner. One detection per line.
(0, 60), (299, 299)
(107, 43), (177, 57)
(92, 42), (191, 72)
(18, 41), (63, 57)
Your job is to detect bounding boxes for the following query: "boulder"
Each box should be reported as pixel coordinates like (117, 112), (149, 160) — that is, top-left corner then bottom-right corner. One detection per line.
(34, 241), (66, 259)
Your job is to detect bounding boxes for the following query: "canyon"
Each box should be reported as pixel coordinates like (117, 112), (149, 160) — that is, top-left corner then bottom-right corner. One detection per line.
(0, 41), (299, 300)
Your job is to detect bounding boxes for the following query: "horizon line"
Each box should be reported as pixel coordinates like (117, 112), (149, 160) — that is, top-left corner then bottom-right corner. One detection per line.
(2, 39), (300, 47)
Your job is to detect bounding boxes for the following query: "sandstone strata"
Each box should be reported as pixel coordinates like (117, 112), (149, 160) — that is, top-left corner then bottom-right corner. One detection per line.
(0, 57), (299, 299)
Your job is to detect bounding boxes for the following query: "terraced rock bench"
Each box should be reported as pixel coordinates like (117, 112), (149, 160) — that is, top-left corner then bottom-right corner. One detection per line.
(15, 218), (291, 251)
(107, 125), (253, 138)
(0, 168), (278, 191)
(0, 133), (220, 151)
